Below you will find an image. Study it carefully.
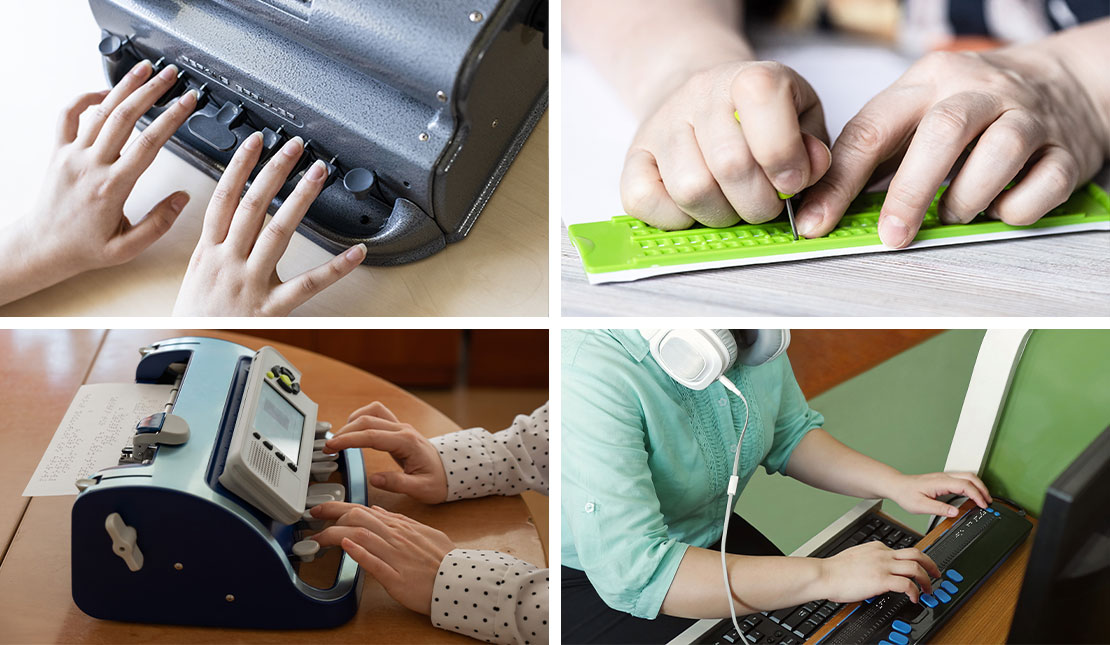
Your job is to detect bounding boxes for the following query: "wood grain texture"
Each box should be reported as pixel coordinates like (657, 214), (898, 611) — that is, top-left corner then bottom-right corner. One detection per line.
(807, 499), (1036, 645)
(787, 330), (942, 398)
(561, 225), (1110, 316)
(0, 330), (544, 643)
(0, 330), (106, 562)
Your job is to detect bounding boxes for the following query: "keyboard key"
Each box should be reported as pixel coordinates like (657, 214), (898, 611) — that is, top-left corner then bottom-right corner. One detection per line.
(802, 601), (820, 612)
(745, 630), (763, 643)
(851, 530), (869, 542)
(888, 631), (909, 645)
(797, 619), (821, 637)
(876, 524), (893, 537)
(722, 633), (736, 643)
(780, 638), (798, 645)
(897, 537), (916, 549)
(891, 620), (912, 634)
(815, 606), (833, 620)
(945, 569), (964, 583)
(921, 594), (938, 608)
(935, 589), (952, 603)
(770, 607), (796, 624)
(781, 609), (809, 630)
(940, 580), (958, 595)
(889, 530), (904, 543)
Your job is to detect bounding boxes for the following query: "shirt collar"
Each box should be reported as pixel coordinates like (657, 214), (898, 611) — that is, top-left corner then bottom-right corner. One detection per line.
(607, 329), (650, 362)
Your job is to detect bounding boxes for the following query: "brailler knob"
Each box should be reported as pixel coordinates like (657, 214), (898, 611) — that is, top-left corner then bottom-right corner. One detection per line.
(310, 460), (338, 482)
(315, 421), (332, 439)
(343, 168), (376, 200)
(98, 34), (126, 62)
(312, 450), (338, 463)
(292, 539), (320, 563)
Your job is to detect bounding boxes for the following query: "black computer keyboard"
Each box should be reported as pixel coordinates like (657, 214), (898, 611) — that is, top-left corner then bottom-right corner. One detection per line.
(697, 512), (923, 645)
(819, 504), (1031, 645)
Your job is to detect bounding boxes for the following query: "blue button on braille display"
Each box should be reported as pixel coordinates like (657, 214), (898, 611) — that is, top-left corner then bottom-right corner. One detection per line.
(935, 589), (952, 603)
(888, 631), (909, 645)
(892, 620), (912, 634)
(946, 569), (964, 583)
(941, 580), (958, 595)
(879, 641), (894, 645)
(921, 594), (939, 608)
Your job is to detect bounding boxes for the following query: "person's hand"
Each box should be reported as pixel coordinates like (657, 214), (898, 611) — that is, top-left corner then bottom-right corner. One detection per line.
(621, 60), (831, 230)
(324, 401), (449, 504)
(310, 502), (455, 615)
(0, 60), (199, 305)
(796, 48), (1109, 247)
(818, 542), (940, 604)
(887, 471), (992, 518)
(172, 132), (367, 315)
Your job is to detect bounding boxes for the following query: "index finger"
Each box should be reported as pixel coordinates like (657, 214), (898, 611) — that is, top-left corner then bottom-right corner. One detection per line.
(794, 87), (927, 238)
(894, 548), (941, 579)
(731, 63), (819, 195)
(347, 401), (400, 424)
(310, 500), (365, 521)
(324, 428), (410, 455)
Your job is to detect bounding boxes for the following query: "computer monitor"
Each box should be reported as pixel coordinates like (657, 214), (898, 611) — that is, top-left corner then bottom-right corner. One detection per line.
(1008, 425), (1110, 644)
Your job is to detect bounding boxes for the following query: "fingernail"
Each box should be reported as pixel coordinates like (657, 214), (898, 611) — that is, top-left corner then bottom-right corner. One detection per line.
(369, 473), (384, 487)
(306, 159), (326, 182)
(242, 131), (263, 151)
(283, 136), (304, 157)
(773, 169), (803, 195)
(180, 89), (199, 108)
(158, 63), (178, 80)
(170, 192), (190, 212)
(345, 243), (367, 262)
(131, 59), (153, 76)
(879, 215), (912, 248)
(309, 506), (321, 516)
(948, 507), (958, 517)
(794, 204), (822, 237)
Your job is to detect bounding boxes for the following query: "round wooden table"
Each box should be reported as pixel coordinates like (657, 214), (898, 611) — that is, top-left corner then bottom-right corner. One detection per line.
(0, 330), (545, 643)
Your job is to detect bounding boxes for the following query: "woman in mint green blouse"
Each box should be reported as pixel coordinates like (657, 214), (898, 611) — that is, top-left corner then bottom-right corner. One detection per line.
(561, 330), (993, 644)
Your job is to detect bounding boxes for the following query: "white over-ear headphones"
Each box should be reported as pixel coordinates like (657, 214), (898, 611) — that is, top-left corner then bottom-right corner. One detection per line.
(640, 329), (790, 390)
(639, 328), (790, 640)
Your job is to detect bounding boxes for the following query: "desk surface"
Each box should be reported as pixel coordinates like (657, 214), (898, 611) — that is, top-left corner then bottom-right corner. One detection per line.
(808, 499), (1037, 645)
(0, 330), (545, 643)
(0, 7), (547, 317)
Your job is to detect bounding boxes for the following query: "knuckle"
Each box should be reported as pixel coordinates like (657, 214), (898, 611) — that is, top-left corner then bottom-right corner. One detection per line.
(238, 194), (266, 215)
(704, 146), (754, 180)
(922, 104), (972, 139)
(838, 116), (887, 158)
(667, 172), (716, 209)
(107, 103), (140, 130)
(299, 271), (321, 296)
(733, 62), (787, 96)
(210, 185), (238, 205)
(92, 104), (114, 122)
(260, 220), (290, 246)
(917, 50), (964, 74)
(620, 175), (658, 217)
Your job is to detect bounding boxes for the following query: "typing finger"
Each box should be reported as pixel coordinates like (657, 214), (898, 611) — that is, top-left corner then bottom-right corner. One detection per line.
(334, 415), (408, 438)
(309, 501), (364, 521)
(892, 560), (933, 594)
(347, 401), (400, 424)
(879, 91), (1004, 247)
(947, 472), (993, 505)
(794, 87), (927, 238)
(340, 537), (402, 585)
(93, 64), (183, 162)
(268, 243), (366, 314)
(888, 575), (920, 604)
(248, 160), (328, 273)
(202, 132), (263, 244)
(620, 148), (693, 229)
(325, 429), (412, 455)
(112, 90), (199, 188)
(224, 136), (304, 256)
(894, 548), (941, 579)
(74, 59), (153, 146)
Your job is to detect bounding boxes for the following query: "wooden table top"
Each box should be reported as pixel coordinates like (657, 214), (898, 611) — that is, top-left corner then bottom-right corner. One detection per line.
(0, 330), (544, 643)
(807, 499), (1037, 645)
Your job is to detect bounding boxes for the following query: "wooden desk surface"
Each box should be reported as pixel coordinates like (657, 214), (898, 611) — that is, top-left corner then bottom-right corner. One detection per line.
(808, 499), (1037, 645)
(0, 9), (547, 317)
(0, 330), (545, 643)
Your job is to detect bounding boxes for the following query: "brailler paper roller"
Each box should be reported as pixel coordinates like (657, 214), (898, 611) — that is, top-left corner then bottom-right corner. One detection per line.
(71, 337), (369, 628)
(88, 0), (549, 265)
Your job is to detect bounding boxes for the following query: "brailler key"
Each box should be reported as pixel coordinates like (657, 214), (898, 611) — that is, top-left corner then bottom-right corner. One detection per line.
(291, 539), (320, 563)
(187, 102), (245, 152)
(310, 460), (338, 482)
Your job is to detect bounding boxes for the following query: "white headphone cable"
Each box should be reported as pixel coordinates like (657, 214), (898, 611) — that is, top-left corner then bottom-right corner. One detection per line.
(717, 374), (750, 641)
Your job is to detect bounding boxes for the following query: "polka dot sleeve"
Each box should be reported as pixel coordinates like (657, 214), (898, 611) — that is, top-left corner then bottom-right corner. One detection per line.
(431, 402), (549, 500)
(431, 549), (549, 645)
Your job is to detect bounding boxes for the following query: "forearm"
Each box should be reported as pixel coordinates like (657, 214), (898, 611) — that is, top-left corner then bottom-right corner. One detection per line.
(662, 546), (825, 618)
(564, 0), (754, 118)
(784, 429), (903, 500)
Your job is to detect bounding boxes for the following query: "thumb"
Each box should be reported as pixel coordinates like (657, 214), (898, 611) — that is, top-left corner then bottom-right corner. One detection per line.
(110, 191), (190, 263)
(370, 470), (422, 495)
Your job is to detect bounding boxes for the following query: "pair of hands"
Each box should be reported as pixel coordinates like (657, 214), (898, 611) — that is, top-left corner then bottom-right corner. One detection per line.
(309, 401), (454, 616)
(624, 45), (1107, 247)
(14, 59), (365, 315)
(819, 471), (992, 605)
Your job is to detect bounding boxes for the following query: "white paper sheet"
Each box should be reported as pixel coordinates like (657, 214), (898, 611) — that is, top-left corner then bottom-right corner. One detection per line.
(23, 383), (175, 497)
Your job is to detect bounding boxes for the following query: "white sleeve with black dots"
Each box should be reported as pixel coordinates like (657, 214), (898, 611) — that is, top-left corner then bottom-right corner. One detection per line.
(431, 402), (549, 500)
(431, 549), (548, 645)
